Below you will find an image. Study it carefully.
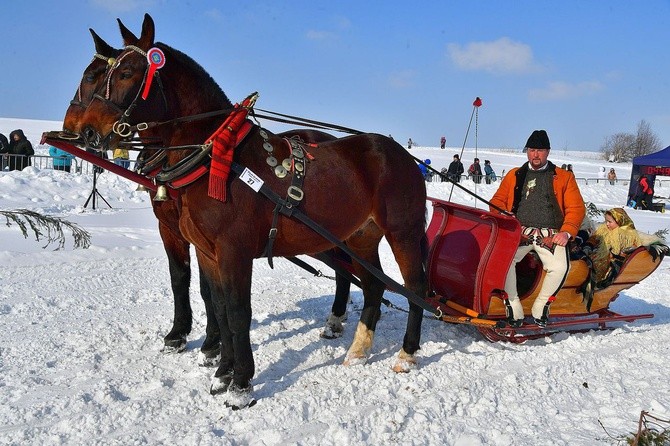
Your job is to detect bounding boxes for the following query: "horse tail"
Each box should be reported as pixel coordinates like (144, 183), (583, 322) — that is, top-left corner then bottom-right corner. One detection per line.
(420, 232), (430, 275)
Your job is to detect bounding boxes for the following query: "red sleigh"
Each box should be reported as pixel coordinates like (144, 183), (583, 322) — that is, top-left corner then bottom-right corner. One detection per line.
(424, 197), (662, 342)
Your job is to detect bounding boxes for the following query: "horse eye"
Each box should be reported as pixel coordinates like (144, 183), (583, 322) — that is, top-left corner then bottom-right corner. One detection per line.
(84, 73), (95, 83)
(120, 70), (133, 80)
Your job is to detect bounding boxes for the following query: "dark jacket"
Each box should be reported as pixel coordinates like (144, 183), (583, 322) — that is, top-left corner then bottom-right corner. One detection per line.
(8, 129), (34, 170)
(0, 133), (9, 154)
(446, 159), (464, 181)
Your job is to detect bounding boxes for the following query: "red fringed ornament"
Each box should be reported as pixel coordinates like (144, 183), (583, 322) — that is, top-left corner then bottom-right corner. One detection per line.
(207, 93), (258, 202)
(473, 97), (482, 107)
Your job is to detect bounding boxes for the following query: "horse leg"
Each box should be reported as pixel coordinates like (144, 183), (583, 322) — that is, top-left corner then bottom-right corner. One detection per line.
(196, 267), (221, 367)
(321, 271), (351, 339)
(208, 255), (256, 409)
(342, 224), (385, 365)
(385, 233), (429, 373)
(160, 223), (192, 353)
(195, 256), (234, 393)
(210, 303), (234, 394)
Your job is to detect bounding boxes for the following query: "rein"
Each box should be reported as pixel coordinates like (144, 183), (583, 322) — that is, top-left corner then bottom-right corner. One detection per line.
(414, 158), (512, 216)
(113, 106), (364, 141)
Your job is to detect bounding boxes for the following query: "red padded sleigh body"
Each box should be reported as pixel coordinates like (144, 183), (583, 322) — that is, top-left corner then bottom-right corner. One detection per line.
(424, 197), (660, 342)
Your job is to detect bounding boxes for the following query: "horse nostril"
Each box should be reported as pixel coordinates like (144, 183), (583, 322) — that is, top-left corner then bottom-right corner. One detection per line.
(82, 126), (101, 148)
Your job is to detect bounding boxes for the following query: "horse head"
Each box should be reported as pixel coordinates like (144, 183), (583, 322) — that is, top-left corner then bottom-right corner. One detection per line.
(78, 13), (231, 153)
(63, 29), (122, 135)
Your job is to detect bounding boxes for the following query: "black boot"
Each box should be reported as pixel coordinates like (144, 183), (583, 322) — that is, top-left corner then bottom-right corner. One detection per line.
(534, 297), (554, 328)
(501, 290), (523, 328)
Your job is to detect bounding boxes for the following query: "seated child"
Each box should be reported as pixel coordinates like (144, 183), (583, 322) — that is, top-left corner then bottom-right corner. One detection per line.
(583, 208), (641, 287)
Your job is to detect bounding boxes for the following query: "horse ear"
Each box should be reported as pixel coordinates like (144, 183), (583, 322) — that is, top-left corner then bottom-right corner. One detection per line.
(117, 18), (139, 46)
(89, 29), (117, 58)
(137, 13), (156, 48)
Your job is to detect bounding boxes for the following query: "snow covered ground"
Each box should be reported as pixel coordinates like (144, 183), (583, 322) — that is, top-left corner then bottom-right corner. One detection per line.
(1, 118), (669, 445)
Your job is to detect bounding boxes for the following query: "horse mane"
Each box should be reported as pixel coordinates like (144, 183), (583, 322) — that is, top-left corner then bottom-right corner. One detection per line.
(156, 41), (232, 110)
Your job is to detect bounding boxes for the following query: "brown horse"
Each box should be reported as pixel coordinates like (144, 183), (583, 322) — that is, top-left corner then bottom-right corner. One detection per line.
(63, 29), (353, 354)
(75, 14), (428, 409)
(63, 27), (221, 362)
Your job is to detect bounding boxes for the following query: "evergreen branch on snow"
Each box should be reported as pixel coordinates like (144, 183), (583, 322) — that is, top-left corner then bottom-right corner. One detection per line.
(1, 209), (91, 250)
(586, 202), (604, 219)
(653, 228), (668, 242)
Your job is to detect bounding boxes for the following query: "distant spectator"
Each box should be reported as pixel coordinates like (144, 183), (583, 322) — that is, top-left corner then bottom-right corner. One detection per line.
(440, 136), (446, 149)
(113, 147), (131, 169)
(598, 166), (606, 179)
(8, 129), (34, 171)
(468, 158), (483, 184)
(561, 164), (567, 170)
(446, 154), (464, 183)
(483, 159), (497, 184)
(607, 168), (617, 185)
(0, 133), (9, 171)
(566, 164), (574, 176)
(634, 175), (653, 210)
(418, 159), (433, 181)
(407, 138), (413, 150)
(49, 145), (75, 172)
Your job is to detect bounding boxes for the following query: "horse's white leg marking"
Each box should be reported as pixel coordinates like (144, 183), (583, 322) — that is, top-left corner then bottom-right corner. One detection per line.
(392, 348), (417, 373)
(343, 321), (374, 366)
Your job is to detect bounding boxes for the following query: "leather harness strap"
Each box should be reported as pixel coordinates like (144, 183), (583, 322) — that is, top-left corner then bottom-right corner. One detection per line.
(228, 161), (441, 318)
(264, 138), (309, 268)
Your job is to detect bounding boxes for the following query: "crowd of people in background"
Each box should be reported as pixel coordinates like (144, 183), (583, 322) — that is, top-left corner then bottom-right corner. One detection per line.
(1, 127), (663, 219)
(411, 138), (661, 220)
(1, 128), (138, 174)
(0, 129), (34, 171)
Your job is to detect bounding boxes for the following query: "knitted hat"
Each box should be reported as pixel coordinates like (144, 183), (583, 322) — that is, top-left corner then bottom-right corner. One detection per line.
(525, 130), (551, 150)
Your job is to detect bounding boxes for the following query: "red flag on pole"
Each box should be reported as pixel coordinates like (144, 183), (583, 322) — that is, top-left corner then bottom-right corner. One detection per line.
(473, 97), (482, 107)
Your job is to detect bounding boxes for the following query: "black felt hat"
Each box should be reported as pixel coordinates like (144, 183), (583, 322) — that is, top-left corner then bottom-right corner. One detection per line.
(525, 130), (551, 150)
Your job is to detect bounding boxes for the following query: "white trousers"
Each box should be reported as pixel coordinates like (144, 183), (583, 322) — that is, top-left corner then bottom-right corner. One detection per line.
(504, 235), (570, 320)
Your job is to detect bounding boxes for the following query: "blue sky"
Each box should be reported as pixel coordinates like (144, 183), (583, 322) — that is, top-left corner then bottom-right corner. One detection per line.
(1, 1), (669, 151)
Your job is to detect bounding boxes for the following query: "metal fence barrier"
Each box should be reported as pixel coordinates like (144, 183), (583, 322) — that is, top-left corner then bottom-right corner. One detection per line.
(1, 154), (137, 175)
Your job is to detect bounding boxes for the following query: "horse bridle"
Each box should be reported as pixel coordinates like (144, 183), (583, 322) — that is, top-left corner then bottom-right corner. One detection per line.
(90, 44), (169, 139)
(69, 53), (118, 110)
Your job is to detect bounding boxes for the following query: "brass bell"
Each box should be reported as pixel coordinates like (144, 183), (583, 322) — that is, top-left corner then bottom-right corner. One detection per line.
(135, 183), (149, 192)
(153, 184), (169, 201)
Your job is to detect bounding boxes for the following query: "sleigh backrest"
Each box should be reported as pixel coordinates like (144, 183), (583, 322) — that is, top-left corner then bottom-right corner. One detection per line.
(426, 198), (521, 313)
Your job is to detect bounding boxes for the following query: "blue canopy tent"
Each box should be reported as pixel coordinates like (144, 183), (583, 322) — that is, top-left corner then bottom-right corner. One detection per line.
(628, 145), (670, 210)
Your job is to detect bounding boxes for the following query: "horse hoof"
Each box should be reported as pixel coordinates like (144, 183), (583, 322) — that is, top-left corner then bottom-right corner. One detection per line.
(223, 383), (256, 410)
(209, 372), (233, 395)
(161, 336), (187, 354)
(201, 336), (221, 353)
(343, 354), (368, 366)
(391, 350), (417, 373)
(320, 326), (343, 339)
(320, 313), (345, 339)
(198, 349), (221, 367)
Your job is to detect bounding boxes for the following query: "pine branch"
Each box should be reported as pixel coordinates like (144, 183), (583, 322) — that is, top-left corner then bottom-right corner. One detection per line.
(653, 228), (668, 242)
(1, 209), (91, 250)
